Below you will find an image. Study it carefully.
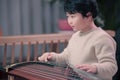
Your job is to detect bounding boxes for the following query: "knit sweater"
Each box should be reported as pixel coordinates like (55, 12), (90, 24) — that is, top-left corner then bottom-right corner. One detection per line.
(52, 27), (117, 80)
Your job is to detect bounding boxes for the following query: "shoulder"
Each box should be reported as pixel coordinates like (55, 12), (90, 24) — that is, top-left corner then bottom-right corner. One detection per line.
(69, 31), (80, 39)
(93, 28), (116, 47)
(95, 28), (115, 41)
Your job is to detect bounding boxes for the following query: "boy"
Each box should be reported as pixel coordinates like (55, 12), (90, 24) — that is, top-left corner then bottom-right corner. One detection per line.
(38, 0), (117, 80)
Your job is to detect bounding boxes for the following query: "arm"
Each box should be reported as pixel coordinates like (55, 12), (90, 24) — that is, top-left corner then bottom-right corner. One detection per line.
(93, 35), (117, 80)
(38, 46), (70, 64)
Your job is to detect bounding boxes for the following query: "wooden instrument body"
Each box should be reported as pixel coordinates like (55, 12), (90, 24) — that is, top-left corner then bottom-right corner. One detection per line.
(8, 62), (82, 80)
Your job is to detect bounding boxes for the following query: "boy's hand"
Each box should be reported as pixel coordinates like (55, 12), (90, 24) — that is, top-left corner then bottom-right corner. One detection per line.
(76, 64), (97, 74)
(38, 52), (55, 62)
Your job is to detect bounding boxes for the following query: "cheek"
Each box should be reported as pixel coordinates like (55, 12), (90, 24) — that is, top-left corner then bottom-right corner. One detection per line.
(76, 19), (85, 29)
(75, 19), (83, 26)
(74, 18), (81, 24)
(79, 19), (86, 25)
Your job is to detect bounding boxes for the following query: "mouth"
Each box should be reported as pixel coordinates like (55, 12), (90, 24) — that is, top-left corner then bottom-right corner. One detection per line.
(71, 26), (77, 31)
(71, 26), (75, 28)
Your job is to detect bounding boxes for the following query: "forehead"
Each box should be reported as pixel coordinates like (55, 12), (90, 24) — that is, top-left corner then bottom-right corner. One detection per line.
(66, 12), (82, 16)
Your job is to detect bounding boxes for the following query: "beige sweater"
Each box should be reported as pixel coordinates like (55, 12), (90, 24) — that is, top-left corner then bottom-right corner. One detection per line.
(53, 27), (117, 80)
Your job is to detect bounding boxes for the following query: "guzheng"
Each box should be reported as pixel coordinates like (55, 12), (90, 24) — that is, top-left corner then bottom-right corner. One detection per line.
(6, 61), (103, 80)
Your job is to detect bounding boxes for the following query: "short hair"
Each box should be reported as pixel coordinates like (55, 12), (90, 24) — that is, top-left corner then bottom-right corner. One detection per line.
(64, 0), (99, 18)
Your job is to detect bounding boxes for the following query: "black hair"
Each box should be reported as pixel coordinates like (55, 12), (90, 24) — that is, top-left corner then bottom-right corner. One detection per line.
(64, 0), (99, 18)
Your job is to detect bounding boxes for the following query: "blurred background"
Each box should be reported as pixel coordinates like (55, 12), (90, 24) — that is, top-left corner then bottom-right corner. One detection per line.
(0, 0), (120, 80)
(0, 0), (120, 36)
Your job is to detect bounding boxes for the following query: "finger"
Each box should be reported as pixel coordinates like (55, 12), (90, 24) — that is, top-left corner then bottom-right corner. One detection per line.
(76, 64), (89, 68)
(76, 65), (88, 69)
(45, 53), (51, 62)
(47, 56), (51, 60)
(76, 65), (84, 69)
(77, 66), (90, 72)
(38, 57), (42, 61)
(86, 69), (93, 73)
(45, 57), (48, 62)
(80, 67), (89, 71)
(45, 55), (49, 62)
(47, 53), (55, 60)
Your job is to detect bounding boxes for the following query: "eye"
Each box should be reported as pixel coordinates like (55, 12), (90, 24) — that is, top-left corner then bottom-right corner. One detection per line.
(71, 15), (75, 18)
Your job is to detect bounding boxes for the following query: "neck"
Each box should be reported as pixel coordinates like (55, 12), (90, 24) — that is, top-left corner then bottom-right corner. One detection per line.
(81, 22), (97, 33)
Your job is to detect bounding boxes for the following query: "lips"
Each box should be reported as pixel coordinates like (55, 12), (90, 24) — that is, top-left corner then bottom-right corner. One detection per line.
(71, 26), (75, 28)
(71, 26), (77, 31)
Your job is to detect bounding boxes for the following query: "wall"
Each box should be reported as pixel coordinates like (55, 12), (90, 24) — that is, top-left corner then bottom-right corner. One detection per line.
(0, 0), (65, 36)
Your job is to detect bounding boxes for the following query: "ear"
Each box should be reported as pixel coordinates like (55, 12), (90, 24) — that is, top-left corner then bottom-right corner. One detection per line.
(86, 12), (92, 17)
(86, 12), (92, 21)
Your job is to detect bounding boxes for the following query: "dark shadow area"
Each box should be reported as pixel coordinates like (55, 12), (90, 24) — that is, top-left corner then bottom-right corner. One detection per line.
(113, 27), (120, 80)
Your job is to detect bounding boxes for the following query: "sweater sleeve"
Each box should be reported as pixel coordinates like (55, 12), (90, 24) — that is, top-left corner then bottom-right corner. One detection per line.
(52, 33), (75, 66)
(52, 47), (69, 66)
(93, 35), (118, 80)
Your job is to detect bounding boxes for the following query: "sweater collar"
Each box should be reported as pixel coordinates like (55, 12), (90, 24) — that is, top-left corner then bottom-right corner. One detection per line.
(79, 27), (101, 36)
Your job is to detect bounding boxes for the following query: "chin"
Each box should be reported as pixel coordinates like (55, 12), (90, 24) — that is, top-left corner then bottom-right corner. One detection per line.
(73, 29), (76, 31)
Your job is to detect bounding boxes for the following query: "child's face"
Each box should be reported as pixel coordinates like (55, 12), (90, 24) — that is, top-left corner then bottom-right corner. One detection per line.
(66, 12), (89, 32)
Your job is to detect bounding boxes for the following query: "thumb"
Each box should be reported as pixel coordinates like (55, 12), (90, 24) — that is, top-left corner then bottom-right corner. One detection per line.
(47, 53), (53, 60)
